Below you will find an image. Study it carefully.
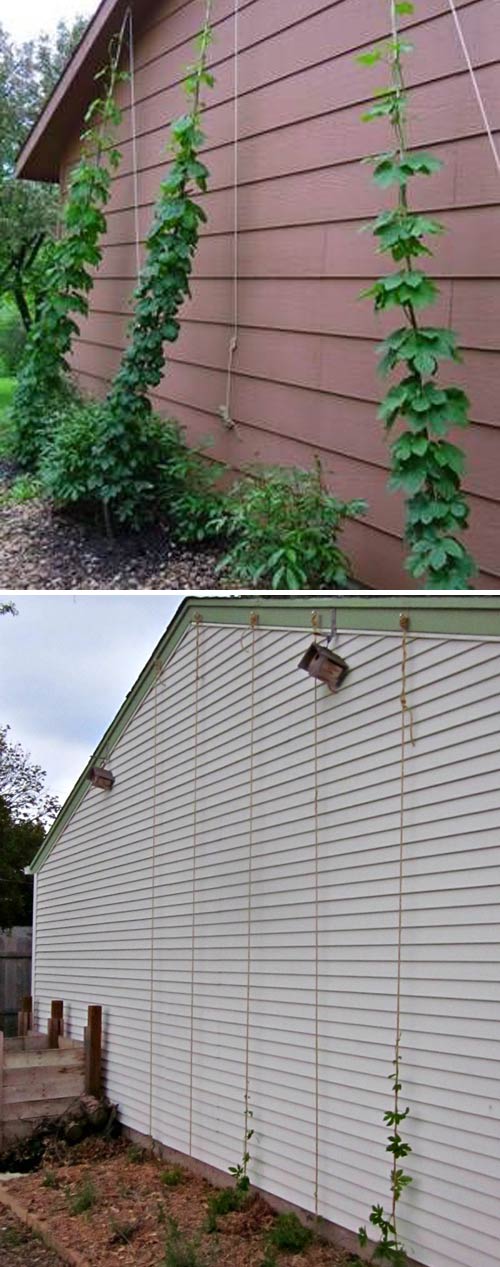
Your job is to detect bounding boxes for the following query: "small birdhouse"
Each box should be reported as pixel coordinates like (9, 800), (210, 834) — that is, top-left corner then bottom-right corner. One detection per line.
(88, 766), (115, 791)
(298, 643), (350, 693)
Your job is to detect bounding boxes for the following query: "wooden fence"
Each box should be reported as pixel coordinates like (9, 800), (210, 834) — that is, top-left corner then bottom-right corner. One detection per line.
(0, 928), (32, 1037)
(0, 999), (102, 1149)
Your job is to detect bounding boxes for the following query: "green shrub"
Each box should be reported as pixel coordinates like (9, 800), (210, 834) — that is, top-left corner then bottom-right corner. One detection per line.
(219, 461), (366, 588)
(268, 1212), (313, 1254)
(40, 396), (225, 534)
(0, 304), (26, 376)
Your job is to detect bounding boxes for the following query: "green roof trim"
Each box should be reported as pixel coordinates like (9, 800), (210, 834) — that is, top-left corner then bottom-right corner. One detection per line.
(30, 594), (500, 874)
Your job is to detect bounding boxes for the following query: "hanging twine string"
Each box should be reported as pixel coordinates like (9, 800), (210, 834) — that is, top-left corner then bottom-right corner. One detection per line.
(242, 614), (257, 1172)
(126, 7), (142, 279)
(219, 0), (239, 428)
(447, 0), (500, 176)
(394, 625), (415, 1171)
(148, 660), (162, 1142)
(313, 678), (320, 1219)
(188, 615), (202, 1157)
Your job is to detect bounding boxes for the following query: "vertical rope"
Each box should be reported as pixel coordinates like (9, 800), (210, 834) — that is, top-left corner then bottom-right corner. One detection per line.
(148, 661), (161, 1142)
(446, 0), (500, 176)
(313, 679), (320, 1218)
(127, 7), (142, 279)
(242, 615), (257, 1172)
(188, 615), (202, 1157)
(219, 0), (239, 427)
(392, 624), (415, 1225)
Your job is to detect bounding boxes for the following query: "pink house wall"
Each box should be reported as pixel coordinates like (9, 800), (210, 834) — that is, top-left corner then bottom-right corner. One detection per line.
(64, 0), (500, 587)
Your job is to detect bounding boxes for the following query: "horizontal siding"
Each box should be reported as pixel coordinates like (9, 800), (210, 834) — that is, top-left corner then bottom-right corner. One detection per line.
(34, 621), (500, 1267)
(60, 0), (500, 585)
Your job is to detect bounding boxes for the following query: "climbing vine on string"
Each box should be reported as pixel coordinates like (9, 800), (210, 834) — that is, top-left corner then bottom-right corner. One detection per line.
(14, 28), (128, 468)
(89, 0), (215, 527)
(359, 0), (476, 589)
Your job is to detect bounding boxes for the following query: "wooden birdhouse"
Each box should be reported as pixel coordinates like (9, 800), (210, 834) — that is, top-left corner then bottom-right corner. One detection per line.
(88, 766), (115, 791)
(298, 643), (350, 693)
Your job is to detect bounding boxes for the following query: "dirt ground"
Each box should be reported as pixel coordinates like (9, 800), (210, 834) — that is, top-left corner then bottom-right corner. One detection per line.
(0, 1205), (63, 1266)
(1, 1138), (354, 1267)
(0, 494), (224, 590)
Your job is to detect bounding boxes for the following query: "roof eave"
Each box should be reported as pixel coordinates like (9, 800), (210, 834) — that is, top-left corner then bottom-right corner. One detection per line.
(15, 0), (132, 184)
(28, 595), (500, 876)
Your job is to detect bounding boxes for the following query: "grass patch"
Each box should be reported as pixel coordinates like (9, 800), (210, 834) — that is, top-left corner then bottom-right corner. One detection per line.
(0, 473), (41, 506)
(164, 1217), (206, 1267)
(268, 1212), (313, 1254)
(67, 1177), (98, 1215)
(161, 1165), (185, 1187)
(0, 377), (15, 459)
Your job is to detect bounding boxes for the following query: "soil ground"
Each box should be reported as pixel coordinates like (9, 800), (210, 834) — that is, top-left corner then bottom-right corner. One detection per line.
(0, 493), (224, 590)
(1, 1137), (353, 1267)
(0, 1205), (63, 1266)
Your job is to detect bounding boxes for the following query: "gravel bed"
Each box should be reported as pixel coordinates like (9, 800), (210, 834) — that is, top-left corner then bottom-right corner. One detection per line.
(0, 496), (225, 590)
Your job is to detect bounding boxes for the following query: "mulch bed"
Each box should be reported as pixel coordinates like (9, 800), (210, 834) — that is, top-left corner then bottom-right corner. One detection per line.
(1, 1137), (352, 1267)
(0, 1205), (64, 1266)
(0, 495), (224, 591)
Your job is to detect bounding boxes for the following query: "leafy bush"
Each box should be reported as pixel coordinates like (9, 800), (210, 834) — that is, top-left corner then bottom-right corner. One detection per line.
(0, 304), (26, 375)
(268, 1212), (313, 1254)
(219, 461), (366, 588)
(39, 396), (225, 534)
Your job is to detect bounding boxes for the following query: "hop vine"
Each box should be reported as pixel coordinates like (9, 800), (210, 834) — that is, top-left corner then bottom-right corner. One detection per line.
(359, 1041), (412, 1266)
(13, 31), (128, 468)
(89, 0), (215, 528)
(360, 0), (476, 589)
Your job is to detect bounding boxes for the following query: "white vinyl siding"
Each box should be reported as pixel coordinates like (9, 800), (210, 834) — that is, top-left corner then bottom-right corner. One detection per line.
(34, 622), (500, 1267)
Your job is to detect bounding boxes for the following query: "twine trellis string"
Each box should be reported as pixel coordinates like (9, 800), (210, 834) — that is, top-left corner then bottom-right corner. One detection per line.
(242, 615), (258, 1169)
(188, 615), (202, 1157)
(148, 658), (162, 1141)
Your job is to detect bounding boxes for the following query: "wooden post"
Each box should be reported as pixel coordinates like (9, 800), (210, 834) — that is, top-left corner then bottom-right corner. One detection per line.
(85, 1005), (102, 1097)
(17, 994), (32, 1038)
(48, 999), (64, 1048)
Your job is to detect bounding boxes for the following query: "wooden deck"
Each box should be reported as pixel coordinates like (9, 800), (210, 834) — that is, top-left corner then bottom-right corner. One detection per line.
(0, 1031), (85, 1147)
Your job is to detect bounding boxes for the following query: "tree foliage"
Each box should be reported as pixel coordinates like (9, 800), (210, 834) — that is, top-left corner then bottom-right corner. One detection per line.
(0, 16), (88, 329)
(0, 795), (43, 930)
(0, 724), (58, 932)
(0, 724), (59, 825)
(360, 0), (476, 588)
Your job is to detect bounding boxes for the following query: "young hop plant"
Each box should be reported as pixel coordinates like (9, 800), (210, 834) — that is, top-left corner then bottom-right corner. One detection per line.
(14, 33), (127, 467)
(92, 0), (215, 528)
(358, 1043), (412, 1266)
(360, 0), (476, 588)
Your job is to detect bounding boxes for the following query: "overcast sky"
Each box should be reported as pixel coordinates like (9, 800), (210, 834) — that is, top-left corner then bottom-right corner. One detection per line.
(0, 594), (183, 809)
(4, 1), (95, 43)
